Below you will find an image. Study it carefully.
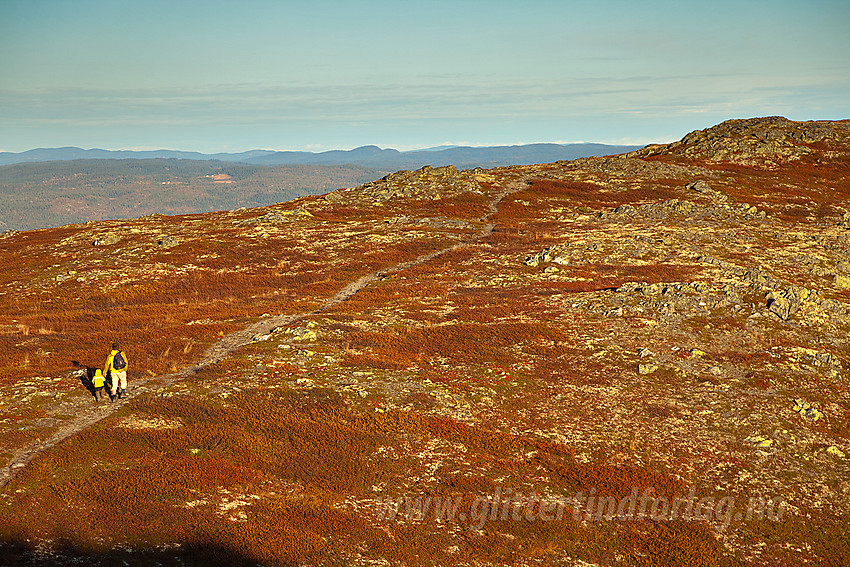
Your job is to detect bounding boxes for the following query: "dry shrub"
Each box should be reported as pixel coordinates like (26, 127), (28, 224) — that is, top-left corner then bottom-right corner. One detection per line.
(737, 514), (850, 564)
(405, 192), (491, 219)
(1, 200), (467, 384)
(136, 390), (384, 492)
(681, 153), (850, 224)
(1, 384), (722, 565)
(546, 460), (684, 501)
(619, 521), (724, 567)
(446, 286), (553, 321)
(343, 321), (567, 369)
(501, 179), (684, 213)
(440, 473), (498, 493)
(213, 499), (359, 565)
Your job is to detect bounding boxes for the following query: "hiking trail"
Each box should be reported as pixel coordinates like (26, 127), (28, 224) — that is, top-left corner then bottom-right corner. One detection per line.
(0, 179), (523, 488)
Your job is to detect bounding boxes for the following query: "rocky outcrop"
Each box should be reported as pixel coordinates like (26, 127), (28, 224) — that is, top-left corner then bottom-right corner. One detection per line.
(349, 165), (489, 203)
(686, 180), (727, 202)
(243, 207), (313, 224)
(604, 197), (765, 221)
(157, 235), (179, 248)
(631, 116), (850, 166)
(557, 155), (704, 179)
(92, 233), (121, 246)
(766, 286), (811, 320)
(524, 246), (569, 267)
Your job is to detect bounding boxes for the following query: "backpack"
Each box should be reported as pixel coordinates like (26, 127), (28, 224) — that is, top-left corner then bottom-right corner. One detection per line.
(113, 351), (126, 370)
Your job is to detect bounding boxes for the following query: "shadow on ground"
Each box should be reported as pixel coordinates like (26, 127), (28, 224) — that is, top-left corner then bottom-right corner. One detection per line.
(0, 537), (267, 567)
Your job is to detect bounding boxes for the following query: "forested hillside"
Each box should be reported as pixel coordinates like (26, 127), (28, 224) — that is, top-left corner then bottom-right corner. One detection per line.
(0, 159), (382, 231)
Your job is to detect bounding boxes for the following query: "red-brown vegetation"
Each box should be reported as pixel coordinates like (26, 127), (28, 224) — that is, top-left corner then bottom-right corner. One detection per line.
(341, 321), (568, 369)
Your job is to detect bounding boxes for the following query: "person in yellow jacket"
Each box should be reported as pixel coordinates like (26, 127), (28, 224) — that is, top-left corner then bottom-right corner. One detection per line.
(91, 368), (107, 401)
(104, 342), (128, 402)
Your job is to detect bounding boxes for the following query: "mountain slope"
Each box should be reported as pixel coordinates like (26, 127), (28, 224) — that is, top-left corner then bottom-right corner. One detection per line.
(0, 117), (848, 566)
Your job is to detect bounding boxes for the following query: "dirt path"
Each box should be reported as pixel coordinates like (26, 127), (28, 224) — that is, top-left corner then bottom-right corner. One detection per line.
(0, 181), (521, 489)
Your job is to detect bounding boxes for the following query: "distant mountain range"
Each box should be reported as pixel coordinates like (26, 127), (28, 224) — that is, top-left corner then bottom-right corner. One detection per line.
(0, 143), (643, 170)
(0, 147), (276, 165)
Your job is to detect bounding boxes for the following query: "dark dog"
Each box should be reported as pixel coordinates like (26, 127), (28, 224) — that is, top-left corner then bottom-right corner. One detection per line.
(71, 360), (110, 400)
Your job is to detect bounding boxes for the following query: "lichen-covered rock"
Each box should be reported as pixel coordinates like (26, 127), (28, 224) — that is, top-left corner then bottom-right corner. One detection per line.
(247, 207), (313, 224)
(834, 273), (850, 290)
(524, 246), (568, 267)
(826, 446), (845, 458)
(287, 327), (318, 341)
(157, 235), (179, 248)
(766, 285), (810, 320)
(792, 399), (823, 421)
(632, 117), (850, 166)
(687, 180), (728, 201)
(354, 164), (484, 203)
(745, 435), (774, 449)
(93, 233), (121, 246)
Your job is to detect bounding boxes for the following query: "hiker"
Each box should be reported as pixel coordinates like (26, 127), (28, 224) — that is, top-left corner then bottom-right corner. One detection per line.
(92, 368), (107, 401)
(104, 342), (128, 401)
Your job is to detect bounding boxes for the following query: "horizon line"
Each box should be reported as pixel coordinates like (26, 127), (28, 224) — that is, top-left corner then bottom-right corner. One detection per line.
(0, 139), (660, 156)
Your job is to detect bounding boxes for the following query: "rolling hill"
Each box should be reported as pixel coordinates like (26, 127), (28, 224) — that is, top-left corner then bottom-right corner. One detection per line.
(0, 142), (643, 170)
(0, 117), (848, 566)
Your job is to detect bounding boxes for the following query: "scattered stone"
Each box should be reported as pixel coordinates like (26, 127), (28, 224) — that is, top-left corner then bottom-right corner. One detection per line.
(93, 233), (121, 246)
(709, 366), (722, 376)
(686, 180), (728, 201)
(544, 266), (559, 274)
(246, 207), (313, 225)
(524, 246), (568, 267)
(287, 327), (318, 341)
(834, 273), (850, 290)
(690, 348), (706, 357)
(355, 164), (484, 203)
(638, 348), (654, 358)
(640, 283), (663, 296)
(638, 363), (658, 375)
(745, 435), (774, 449)
(652, 199), (699, 216)
(616, 282), (642, 293)
(766, 286), (810, 320)
(792, 399), (823, 421)
(633, 117), (834, 166)
(157, 235), (179, 248)
(826, 446), (845, 459)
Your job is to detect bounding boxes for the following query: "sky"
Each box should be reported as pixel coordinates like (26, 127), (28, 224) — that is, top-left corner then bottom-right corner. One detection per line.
(1, 0), (849, 153)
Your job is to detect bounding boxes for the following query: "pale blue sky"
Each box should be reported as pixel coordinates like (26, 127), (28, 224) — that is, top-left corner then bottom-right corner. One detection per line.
(1, 0), (848, 152)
